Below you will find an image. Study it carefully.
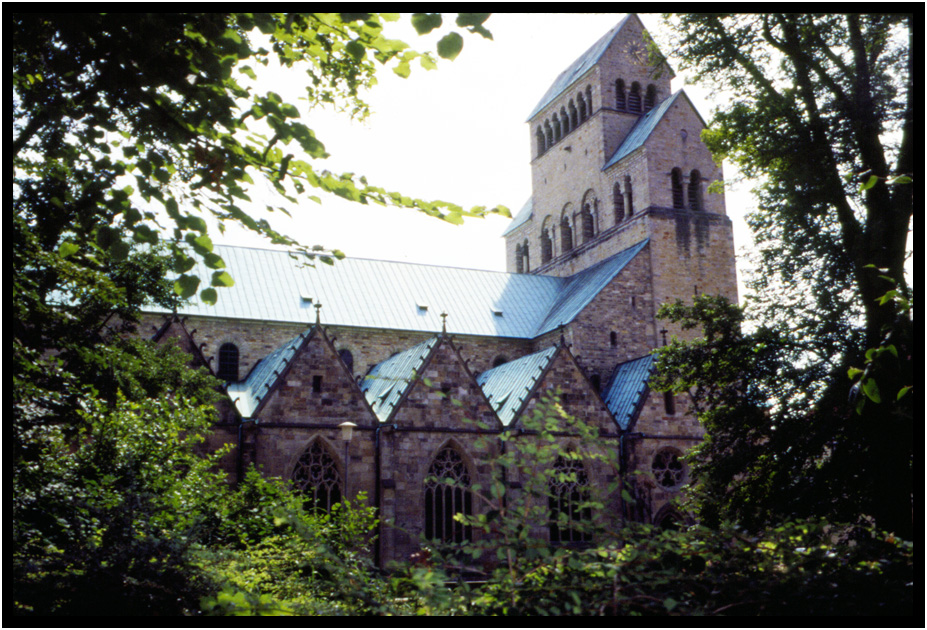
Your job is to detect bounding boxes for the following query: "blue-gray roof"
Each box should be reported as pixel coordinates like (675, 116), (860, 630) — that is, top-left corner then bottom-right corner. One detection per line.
(501, 198), (533, 237)
(526, 16), (631, 121)
(601, 354), (656, 430)
(360, 337), (438, 422)
(154, 240), (650, 340)
(227, 332), (307, 418)
(476, 346), (558, 426)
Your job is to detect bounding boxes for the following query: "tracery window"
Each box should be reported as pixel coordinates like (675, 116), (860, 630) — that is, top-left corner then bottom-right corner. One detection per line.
(217, 342), (239, 382)
(549, 456), (592, 544)
(424, 447), (472, 543)
(292, 441), (342, 513)
(652, 448), (685, 489)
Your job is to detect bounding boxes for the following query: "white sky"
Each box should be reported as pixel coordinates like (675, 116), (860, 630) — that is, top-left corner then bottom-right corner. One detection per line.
(218, 13), (756, 289)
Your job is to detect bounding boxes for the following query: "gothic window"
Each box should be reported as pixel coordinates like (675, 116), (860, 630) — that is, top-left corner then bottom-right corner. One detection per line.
(293, 440), (342, 513)
(424, 447), (473, 543)
(578, 92), (587, 122)
(613, 182), (625, 223)
(560, 214), (573, 252)
(688, 170), (703, 211)
(515, 243), (524, 274)
(217, 342), (239, 381)
(549, 456), (592, 544)
(628, 82), (642, 113)
(569, 100), (578, 128)
(652, 448), (685, 490)
(624, 176), (634, 215)
(338, 349), (354, 374)
(616, 79), (626, 111)
(536, 127), (546, 157)
(644, 84), (657, 112)
(671, 168), (685, 209)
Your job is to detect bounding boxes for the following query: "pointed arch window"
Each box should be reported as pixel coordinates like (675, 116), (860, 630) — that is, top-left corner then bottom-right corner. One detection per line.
(549, 456), (592, 544)
(424, 447), (473, 543)
(292, 441), (342, 513)
(217, 342), (239, 382)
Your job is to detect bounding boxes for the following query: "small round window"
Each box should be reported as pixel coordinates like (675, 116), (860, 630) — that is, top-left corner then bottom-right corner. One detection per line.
(652, 448), (685, 489)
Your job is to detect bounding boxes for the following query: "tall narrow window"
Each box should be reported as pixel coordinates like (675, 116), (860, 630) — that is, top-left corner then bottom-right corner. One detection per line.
(424, 447), (472, 543)
(515, 243), (525, 274)
(664, 391), (676, 415)
(522, 240), (530, 273)
(624, 176), (634, 215)
(616, 79), (627, 111)
(338, 349), (354, 374)
(549, 456), (592, 544)
(644, 84), (657, 112)
(688, 170), (702, 211)
(560, 215), (573, 252)
(581, 204), (595, 241)
(541, 225), (553, 264)
(545, 121), (553, 148)
(628, 82), (642, 113)
(560, 107), (570, 135)
(552, 113), (561, 142)
(217, 343), (239, 382)
(671, 168), (685, 209)
(293, 441), (342, 513)
(578, 92), (587, 122)
(569, 100), (578, 128)
(613, 182), (625, 224)
(536, 128), (546, 157)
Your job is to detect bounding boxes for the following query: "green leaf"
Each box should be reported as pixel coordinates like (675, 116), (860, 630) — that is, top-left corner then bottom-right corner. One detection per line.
(896, 386), (911, 400)
(411, 13), (442, 35)
(859, 175), (879, 192)
(211, 271), (235, 287)
(174, 274), (200, 299)
(200, 288), (218, 305)
(886, 175), (912, 185)
(847, 367), (863, 380)
(437, 32), (464, 60)
(861, 378), (881, 403)
(58, 241), (80, 258)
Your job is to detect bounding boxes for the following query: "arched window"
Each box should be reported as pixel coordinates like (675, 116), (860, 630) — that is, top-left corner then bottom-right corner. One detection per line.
(613, 182), (625, 223)
(424, 447), (472, 543)
(616, 79), (626, 111)
(577, 92), (587, 122)
(515, 243), (525, 274)
(541, 218), (553, 264)
(569, 100), (578, 129)
(552, 113), (561, 142)
(522, 240), (530, 273)
(560, 214), (573, 252)
(544, 121), (553, 148)
(663, 391), (676, 415)
(671, 168), (685, 209)
(644, 84), (657, 112)
(560, 107), (570, 135)
(549, 456), (592, 544)
(292, 440), (342, 513)
(624, 176), (634, 215)
(536, 127), (546, 157)
(688, 170), (702, 211)
(628, 82), (642, 113)
(217, 342), (239, 382)
(652, 448), (685, 490)
(492, 355), (508, 368)
(338, 349), (354, 374)
(581, 204), (595, 241)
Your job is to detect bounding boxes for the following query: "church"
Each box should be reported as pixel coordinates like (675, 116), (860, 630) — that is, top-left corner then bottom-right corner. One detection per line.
(143, 14), (738, 567)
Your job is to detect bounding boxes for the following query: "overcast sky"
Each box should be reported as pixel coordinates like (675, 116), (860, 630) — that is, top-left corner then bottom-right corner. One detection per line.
(218, 13), (756, 283)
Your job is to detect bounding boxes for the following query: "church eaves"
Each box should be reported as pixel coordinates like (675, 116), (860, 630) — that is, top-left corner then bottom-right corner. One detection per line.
(360, 337), (439, 423)
(601, 353), (656, 430)
(227, 332), (306, 418)
(476, 345), (559, 426)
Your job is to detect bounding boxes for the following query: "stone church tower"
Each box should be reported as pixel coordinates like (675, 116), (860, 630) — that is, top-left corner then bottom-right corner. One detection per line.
(503, 13), (738, 340)
(142, 15), (740, 566)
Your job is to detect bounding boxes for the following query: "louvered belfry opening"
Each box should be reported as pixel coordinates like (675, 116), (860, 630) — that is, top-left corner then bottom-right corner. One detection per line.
(424, 447), (473, 543)
(292, 441), (342, 513)
(549, 455), (592, 544)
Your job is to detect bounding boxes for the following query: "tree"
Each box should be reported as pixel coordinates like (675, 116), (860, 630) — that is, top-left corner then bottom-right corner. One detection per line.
(12, 13), (497, 615)
(655, 14), (913, 537)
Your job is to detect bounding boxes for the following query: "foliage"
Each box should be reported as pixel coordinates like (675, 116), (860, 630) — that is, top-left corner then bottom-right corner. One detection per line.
(657, 14), (914, 537)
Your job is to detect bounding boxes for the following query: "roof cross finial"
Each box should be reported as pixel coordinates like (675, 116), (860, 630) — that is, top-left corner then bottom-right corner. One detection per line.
(314, 303), (322, 325)
(440, 311), (448, 334)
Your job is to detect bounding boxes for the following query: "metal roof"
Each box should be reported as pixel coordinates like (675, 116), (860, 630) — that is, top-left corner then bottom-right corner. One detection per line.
(154, 240), (649, 340)
(602, 90), (682, 171)
(601, 353), (656, 430)
(500, 198), (533, 237)
(360, 337), (438, 422)
(476, 345), (559, 426)
(227, 331), (306, 418)
(526, 16), (631, 121)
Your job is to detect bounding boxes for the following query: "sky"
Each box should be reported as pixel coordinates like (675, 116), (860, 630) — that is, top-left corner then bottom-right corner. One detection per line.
(218, 13), (756, 287)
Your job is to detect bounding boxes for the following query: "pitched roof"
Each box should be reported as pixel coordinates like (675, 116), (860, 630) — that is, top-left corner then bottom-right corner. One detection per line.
(526, 16), (632, 121)
(602, 90), (706, 171)
(601, 353), (656, 430)
(227, 332), (306, 418)
(152, 240), (649, 340)
(476, 345), (559, 426)
(500, 197), (533, 237)
(360, 337), (438, 422)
